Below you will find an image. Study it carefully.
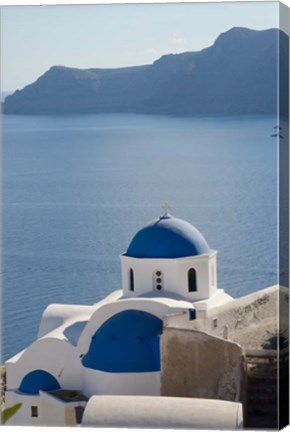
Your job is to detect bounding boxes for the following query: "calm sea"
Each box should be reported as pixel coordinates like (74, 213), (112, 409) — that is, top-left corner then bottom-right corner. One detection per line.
(2, 113), (279, 361)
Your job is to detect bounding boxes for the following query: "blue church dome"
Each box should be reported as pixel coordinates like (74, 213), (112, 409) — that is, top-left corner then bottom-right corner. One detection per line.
(125, 214), (210, 259)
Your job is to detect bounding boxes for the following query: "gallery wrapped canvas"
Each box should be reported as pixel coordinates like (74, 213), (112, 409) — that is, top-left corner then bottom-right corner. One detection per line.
(1, 1), (289, 429)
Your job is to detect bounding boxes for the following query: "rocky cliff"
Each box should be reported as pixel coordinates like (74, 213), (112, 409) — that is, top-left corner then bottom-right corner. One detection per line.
(4, 27), (289, 116)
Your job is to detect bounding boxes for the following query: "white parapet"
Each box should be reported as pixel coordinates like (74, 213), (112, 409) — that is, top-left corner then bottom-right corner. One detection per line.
(81, 395), (243, 429)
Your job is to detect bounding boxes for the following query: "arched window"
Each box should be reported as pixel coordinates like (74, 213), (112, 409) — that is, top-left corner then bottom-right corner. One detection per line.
(188, 268), (197, 292)
(129, 268), (134, 291)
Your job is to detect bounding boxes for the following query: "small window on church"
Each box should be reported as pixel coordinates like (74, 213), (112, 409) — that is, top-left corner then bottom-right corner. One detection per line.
(31, 406), (38, 417)
(188, 268), (197, 292)
(154, 270), (163, 290)
(129, 268), (134, 291)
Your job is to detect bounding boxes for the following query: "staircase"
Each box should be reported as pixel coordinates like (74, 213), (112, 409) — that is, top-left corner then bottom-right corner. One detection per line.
(245, 348), (288, 429)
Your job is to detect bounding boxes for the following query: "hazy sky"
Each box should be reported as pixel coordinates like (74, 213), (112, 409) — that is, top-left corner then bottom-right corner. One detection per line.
(1, 1), (281, 92)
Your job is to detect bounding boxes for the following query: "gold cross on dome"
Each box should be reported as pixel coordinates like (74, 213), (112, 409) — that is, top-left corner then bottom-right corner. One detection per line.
(162, 202), (171, 217)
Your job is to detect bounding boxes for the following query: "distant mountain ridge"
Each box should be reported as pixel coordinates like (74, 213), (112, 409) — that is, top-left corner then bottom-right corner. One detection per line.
(3, 27), (289, 116)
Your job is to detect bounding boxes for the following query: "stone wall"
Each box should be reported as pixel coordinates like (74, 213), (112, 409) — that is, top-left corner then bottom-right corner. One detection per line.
(163, 285), (286, 350)
(160, 327), (246, 405)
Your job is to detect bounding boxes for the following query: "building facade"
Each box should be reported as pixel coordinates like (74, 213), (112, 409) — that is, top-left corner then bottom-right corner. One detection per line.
(5, 209), (233, 426)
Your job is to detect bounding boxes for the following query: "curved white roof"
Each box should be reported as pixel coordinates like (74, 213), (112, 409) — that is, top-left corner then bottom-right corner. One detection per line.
(82, 395), (243, 429)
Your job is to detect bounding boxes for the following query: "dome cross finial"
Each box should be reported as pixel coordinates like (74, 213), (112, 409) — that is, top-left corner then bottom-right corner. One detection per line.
(162, 202), (171, 217)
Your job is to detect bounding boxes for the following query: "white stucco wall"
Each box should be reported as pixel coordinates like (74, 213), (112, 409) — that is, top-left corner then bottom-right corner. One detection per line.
(6, 337), (82, 391)
(175, 252), (217, 300)
(38, 289), (123, 339)
(121, 255), (178, 297)
(5, 391), (42, 426)
(120, 250), (217, 301)
(82, 369), (160, 398)
(38, 304), (95, 338)
(5, 390), (87, 426)
(40, 391), (87, 426)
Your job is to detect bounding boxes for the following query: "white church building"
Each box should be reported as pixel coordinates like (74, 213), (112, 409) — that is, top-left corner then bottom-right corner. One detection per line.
(5, 206), (235, 426)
